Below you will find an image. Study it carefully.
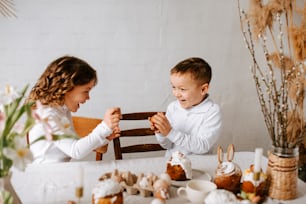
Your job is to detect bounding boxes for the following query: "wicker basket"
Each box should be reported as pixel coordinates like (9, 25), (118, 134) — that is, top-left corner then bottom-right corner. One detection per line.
(266, 147), (299, 200)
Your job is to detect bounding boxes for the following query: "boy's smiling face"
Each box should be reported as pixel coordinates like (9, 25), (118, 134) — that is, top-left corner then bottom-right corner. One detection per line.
(170, 72), (209, 109)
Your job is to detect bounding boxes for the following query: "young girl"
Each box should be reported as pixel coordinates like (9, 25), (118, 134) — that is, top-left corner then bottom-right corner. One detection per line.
(149, 57), (222, 157)
(27, 55), (121, 164)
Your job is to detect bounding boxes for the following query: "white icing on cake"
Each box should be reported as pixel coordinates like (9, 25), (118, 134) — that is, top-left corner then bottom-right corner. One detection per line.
(242, 169), (266, 185)
(92, 179), (121, 204)
(205, 189), (241, 204)
(168, 151), (192, 179)
(216, 162), (236, 175)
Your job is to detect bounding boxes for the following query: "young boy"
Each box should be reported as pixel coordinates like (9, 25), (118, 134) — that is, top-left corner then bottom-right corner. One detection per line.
(150, 57), (222, 157)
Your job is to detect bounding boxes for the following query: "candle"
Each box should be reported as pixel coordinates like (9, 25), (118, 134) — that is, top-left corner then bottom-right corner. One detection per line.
(77, 165), (84, 187)
(254, 148), (263, 173)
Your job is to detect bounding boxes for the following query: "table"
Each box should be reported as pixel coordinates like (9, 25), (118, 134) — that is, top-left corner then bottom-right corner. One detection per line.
(11, 152), (306, 204)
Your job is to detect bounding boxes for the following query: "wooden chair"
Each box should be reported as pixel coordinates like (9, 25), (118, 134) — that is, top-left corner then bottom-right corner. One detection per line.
(72, 116), (108, 161)
(113, 112), (165, 160)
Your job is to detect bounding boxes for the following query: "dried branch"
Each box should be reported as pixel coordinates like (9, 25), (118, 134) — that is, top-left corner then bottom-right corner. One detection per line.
(237, 0), (305, 149)
(0, 0), (16, 17)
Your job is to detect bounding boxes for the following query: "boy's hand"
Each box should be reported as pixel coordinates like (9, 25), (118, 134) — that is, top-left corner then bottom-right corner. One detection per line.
(148, 116), (159, 133)
(149, 112), (171, 136)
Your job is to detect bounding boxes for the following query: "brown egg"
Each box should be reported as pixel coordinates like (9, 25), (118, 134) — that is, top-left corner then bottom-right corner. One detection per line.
(153, 179), (170, 200)
(154, 189), (169, 200)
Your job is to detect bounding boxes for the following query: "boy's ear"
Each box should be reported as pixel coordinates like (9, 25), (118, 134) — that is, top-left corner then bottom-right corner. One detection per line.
(201, 83), (209, 95)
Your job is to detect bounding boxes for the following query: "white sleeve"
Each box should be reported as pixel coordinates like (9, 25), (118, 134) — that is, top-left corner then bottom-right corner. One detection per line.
(54, 121), (112, 159)
(155, 133), (173, 149)
(29, 105), (113, 160)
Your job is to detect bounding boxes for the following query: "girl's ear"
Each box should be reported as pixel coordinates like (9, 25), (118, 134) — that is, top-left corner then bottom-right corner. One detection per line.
(201, 83), (209, 95)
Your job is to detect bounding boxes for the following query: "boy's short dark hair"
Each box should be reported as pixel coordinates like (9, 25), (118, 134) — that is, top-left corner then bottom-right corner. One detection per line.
(170, 57), (212, 84)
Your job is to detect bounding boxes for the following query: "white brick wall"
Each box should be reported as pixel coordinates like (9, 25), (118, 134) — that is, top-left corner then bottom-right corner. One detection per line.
(0, 0), (271, 161)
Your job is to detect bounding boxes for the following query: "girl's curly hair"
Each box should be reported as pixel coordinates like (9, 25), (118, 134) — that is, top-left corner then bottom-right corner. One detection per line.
(27, 55), (97, 106)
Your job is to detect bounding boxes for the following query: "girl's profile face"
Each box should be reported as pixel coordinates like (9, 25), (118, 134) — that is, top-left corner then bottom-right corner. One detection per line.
(64, 80), (95, 112)
(170, 72), (208, 109)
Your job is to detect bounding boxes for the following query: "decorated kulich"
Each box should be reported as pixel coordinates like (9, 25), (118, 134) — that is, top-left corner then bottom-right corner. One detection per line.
(166, 151), (192, 181)
(214, 144), (242, 194)
(240, 164), (267, 203)
(92, 178), (123, 204)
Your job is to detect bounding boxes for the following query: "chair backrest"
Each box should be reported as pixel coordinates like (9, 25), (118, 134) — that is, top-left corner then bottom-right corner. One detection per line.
(72, 116), (107, 161)
(113, 112), (165, 160)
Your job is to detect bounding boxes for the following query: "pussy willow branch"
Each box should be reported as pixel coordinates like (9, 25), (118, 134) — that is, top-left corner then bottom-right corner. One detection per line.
(238, 2), (275, 143)
(237, 0), (305, 148)
(0, 0), (16, 17)
(258, 23), (290, 147)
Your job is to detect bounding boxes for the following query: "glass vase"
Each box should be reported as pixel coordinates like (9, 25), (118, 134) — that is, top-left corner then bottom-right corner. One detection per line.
(266, 146), (299, 200)
(0, 172), (22, 204)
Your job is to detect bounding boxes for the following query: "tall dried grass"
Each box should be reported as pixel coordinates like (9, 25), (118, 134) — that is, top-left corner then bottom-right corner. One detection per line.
(0, 0), (16, 17)
(238, 0), (305, 149)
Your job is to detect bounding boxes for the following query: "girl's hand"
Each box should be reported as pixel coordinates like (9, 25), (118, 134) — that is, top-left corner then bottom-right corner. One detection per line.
(112, 126), (121, 138)
(106, 127), (120, 140)
(103, 107), (122, 132)
(150, 112), (171, 136)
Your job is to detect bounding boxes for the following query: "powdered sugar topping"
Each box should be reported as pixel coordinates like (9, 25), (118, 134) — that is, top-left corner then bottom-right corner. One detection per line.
(92, 179), (121, 204)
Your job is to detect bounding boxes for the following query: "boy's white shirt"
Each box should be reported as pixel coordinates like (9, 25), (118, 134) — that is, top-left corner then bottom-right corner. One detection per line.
(29, 105), (112, 164)
(155, 96), (222, 158)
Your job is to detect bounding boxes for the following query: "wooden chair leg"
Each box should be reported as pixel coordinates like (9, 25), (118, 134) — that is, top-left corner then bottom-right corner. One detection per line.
(113, 138), (123, 160)
(94, 144), (108, 161)
(96, 152), (103, 161)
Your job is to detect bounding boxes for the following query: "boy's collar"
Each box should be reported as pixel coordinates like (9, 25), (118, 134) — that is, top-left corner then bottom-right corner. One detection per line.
(187, 95), (213, 113)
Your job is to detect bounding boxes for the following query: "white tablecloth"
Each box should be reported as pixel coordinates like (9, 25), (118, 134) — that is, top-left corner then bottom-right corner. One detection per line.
(11, 152), (306, 204)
